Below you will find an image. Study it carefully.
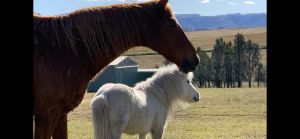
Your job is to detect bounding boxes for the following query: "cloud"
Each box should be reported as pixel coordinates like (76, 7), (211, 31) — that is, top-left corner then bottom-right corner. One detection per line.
(244, 1), (255, 5)
(199, 0), (210, 4)
(216, 0), (223, 2)
(228, 2), (239, 5)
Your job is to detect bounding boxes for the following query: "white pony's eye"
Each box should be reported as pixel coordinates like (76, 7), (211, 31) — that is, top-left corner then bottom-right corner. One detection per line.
(187, 80), (190, 83)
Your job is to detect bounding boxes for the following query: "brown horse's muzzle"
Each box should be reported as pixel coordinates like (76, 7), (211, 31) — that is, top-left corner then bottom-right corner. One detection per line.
(179, 55), (199, 73)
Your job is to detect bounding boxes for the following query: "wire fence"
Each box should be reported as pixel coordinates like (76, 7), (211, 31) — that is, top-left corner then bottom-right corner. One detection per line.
(122, 45), (267, 56)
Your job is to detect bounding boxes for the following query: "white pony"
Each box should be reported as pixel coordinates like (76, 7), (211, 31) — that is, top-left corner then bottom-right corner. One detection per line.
(91, 64), (200, 139)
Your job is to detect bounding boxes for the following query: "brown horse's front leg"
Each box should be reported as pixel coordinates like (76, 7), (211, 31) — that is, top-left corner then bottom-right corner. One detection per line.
(34, 114), (59, 139)
(52, 115), (68, 139)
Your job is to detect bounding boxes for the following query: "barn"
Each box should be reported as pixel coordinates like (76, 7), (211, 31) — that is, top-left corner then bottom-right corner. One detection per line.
(87, 56), (158, 92)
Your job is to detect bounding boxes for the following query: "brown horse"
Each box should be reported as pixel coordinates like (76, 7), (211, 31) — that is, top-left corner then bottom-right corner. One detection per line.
(33, 0), (199, 139)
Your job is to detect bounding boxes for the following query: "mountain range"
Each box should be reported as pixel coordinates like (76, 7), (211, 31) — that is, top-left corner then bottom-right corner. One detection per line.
(175, 13), (266, 31)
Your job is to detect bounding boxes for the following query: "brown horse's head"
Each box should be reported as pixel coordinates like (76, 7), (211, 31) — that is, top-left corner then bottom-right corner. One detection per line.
(147, 0), (199, 73)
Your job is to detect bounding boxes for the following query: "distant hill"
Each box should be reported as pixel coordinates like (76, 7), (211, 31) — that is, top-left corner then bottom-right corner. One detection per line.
(176, 13), (266, 31)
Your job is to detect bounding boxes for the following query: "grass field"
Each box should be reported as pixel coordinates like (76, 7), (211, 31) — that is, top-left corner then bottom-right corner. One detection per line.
(67, 88), (266, 139)
(126, 27), (266, 68)
(185, 27), (266, 50)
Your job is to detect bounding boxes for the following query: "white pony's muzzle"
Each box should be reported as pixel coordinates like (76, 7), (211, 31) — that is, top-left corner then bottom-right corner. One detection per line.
(193, 93), (200, 102)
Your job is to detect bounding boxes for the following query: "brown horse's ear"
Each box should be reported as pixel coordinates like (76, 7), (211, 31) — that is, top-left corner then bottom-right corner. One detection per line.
(157, 0), (168, 8)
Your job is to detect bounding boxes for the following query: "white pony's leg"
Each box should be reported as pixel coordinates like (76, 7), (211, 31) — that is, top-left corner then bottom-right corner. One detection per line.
(110, 123), (124, 139)
(111, 114), (129, 139)
(151, 128), (164, 139)
(138, 133), (147, 139)
(111, 129), (121, 139)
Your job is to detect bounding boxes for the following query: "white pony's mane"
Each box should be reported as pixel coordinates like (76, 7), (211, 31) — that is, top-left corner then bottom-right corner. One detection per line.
(134, 64), (193, 112)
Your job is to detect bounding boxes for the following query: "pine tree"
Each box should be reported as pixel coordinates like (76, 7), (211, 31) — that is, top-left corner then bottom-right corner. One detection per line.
(194, 47), (210, 88)
(245, 40), (261, 87)
(233, 33), (247, 87)
(255, 63), (266, 87)
(206, 58), (213, 88)
(211, 38), (226, 88)
(224, 41), (234, 88)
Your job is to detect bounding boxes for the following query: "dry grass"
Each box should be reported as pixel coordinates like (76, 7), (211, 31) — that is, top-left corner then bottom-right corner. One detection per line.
(185, 27), (266, 50)
(66, 88), (266, 139)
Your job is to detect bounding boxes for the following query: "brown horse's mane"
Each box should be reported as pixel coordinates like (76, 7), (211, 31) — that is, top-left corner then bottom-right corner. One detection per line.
(34, 1), (174, 62)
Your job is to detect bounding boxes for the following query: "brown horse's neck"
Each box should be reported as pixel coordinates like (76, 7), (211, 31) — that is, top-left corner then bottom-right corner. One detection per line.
(65, 3), (162, 80)
(34, 2), (163, 87)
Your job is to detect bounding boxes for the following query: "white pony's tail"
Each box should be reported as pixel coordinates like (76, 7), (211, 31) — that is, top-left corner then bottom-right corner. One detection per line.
(91, 95), (112, 139)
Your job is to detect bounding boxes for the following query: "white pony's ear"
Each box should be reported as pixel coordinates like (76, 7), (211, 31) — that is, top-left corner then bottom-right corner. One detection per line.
(187, 72), (194, 81)
(170, 64), (178, 70)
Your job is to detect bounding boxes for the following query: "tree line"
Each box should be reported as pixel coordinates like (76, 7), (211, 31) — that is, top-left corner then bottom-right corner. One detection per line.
(193, 33), (266, 88)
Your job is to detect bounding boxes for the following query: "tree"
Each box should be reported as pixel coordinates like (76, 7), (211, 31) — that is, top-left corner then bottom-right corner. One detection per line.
(233, 33), (247, 87)
(193, 33), (264, 88)
(211, 38), (226, 88)
(255, 63), (266, 87)
(194, 47), (210, 88)
(206, 58), (213, 88)
(245, 40), (260, 87)
(224, 41), (234, 88)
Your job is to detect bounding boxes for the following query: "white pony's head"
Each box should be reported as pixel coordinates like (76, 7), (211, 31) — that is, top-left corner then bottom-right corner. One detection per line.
(149, 64), (200, 103)
(182, 72), (200, 102)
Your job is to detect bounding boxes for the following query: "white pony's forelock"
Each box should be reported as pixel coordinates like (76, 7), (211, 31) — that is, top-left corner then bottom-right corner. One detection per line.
(155, 64), (194, 81)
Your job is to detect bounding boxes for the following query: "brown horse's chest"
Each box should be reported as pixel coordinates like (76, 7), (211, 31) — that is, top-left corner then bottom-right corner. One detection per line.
(61, 87), (87, 113)
(34, 60), (90, 114)
(53, 74), (89, 112)
(34, 81), (88, 115)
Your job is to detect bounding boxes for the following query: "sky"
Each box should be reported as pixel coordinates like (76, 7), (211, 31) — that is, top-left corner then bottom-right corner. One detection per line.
(34, 0), (266, 16)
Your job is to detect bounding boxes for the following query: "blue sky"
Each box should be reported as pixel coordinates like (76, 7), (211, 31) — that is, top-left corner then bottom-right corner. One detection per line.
(34, 0), (266, 16)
